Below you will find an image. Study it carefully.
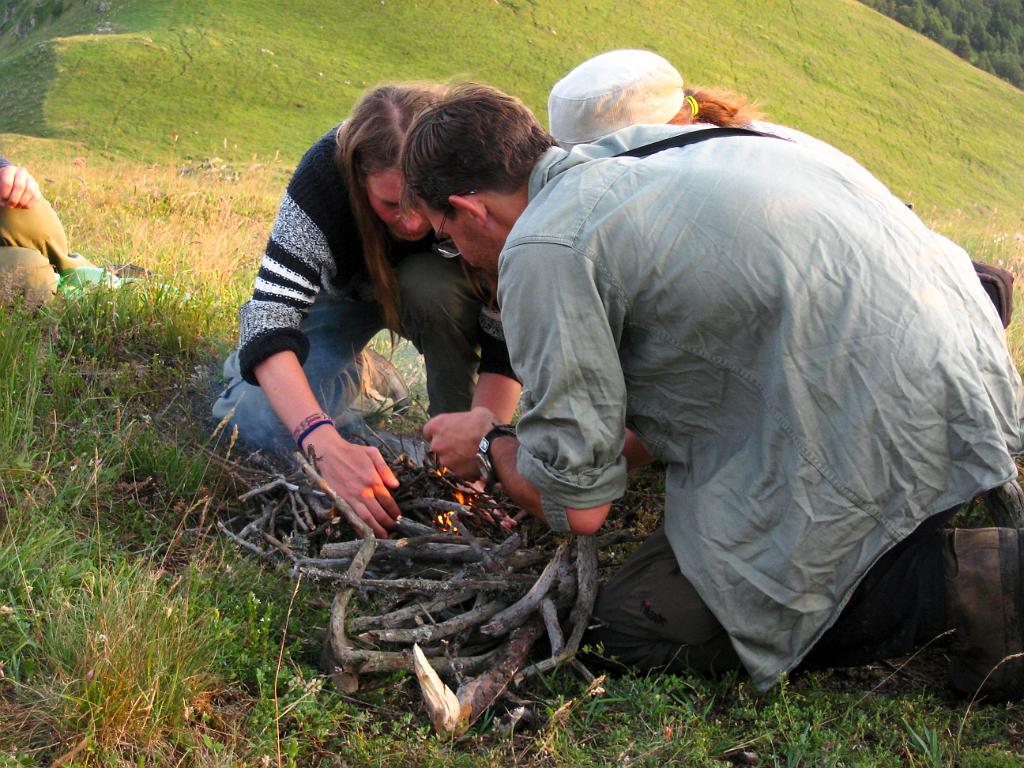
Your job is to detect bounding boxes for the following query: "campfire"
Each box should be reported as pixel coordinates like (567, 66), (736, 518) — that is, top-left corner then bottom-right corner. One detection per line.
(219, 433), (627, 734)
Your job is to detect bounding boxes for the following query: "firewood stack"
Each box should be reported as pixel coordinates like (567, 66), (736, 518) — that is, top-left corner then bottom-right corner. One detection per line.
(220, 434), (619, 735)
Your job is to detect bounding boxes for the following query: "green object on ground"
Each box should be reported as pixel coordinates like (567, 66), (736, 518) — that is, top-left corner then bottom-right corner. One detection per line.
(57, 265), (122, 296)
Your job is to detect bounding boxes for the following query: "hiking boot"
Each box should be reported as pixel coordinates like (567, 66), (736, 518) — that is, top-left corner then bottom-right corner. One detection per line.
(354, 349), (411, 415)
(944, 527), (1024, 698)
(981, 480), (1024, 528)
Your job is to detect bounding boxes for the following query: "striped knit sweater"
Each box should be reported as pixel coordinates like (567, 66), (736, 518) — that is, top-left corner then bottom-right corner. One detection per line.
(237, 130), (513, 385)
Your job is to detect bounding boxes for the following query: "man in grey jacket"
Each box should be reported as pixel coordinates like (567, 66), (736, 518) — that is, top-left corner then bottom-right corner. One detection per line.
(404, 84), (1024, 697)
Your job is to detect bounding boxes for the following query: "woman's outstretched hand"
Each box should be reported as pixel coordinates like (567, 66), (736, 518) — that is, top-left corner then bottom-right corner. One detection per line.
(304, 427), (400, 537)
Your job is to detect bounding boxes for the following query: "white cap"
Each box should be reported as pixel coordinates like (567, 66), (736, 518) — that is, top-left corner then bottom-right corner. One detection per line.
(548, 49), (685, 148)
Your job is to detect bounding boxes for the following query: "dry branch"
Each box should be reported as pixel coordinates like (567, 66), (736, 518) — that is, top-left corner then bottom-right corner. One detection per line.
(541, 598), (564, 656)
(220, 435), (622, 733)
(336, 645), (496, 675)
(319, 574), (533, 593)
(515, 535), (598, 683)
(359, 599), (509, 645)
(480, 540), (572, 637)
(348, 589), (477, 632)
(296, 450), (377, 693)
(455, 617), (546, 731)
(238, 477), (299, 501)
(321, 537), (478, 563)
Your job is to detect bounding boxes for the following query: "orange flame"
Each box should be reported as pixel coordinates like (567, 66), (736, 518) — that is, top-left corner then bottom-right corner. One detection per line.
(433, 510), (457, 533)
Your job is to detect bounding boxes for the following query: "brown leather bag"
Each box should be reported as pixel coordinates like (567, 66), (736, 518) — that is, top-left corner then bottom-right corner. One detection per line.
(973, 261), (1014, 328)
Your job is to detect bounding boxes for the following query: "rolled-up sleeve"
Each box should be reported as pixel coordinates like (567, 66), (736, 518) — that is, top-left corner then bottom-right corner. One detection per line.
(499, 240), (629, 529)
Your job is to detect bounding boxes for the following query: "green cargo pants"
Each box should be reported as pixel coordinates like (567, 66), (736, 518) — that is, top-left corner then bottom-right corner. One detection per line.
(585, 510), (957, 684)
(0, 198), (94, 302)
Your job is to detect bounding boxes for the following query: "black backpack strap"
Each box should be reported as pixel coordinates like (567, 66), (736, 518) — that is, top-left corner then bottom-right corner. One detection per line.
(614, 126), (780, 158)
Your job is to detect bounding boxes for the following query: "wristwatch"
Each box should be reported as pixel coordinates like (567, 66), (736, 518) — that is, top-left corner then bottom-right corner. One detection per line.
(476, 424), (516, 488)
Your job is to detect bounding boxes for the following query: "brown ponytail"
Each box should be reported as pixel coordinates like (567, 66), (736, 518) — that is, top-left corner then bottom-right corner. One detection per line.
(336, 83), (444, 331)
(669, 86), (765, 128)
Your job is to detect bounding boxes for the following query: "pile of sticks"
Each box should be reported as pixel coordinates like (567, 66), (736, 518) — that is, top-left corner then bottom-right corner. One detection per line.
(220, 436), (611, 734)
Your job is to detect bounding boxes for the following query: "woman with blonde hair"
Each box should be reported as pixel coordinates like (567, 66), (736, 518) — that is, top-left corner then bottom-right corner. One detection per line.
(213, 84), (519, 536)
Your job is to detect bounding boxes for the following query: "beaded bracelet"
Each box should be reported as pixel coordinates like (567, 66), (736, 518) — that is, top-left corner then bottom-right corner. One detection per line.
(293, 411), (335, 450)
(292, 411), (332, 442)
(296, 418), (335, 451)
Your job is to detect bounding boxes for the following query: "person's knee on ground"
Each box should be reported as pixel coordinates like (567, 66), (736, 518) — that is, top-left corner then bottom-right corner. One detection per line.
(211, 291), (389, 452)
(802, 512), (952, 672)
(396, 252), (481, 415)
(0, 196), (94, 273)
(584, 527), (741, 677)
(809, 522), (1024, 700)
(211, 349), (366, 454)
(943, 527), (1024, 698)
(0, 246), (58, 304)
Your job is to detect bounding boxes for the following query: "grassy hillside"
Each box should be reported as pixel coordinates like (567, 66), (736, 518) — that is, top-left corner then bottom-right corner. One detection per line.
(0, 0), (1022, 234)
(3, 2), (1024, 765)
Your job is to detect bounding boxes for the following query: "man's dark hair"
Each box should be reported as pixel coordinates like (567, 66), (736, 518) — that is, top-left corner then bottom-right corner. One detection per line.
(402, 83), (554, 212)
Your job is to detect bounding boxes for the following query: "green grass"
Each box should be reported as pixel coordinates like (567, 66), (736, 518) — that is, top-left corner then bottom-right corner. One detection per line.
(0, 144), (1018, 767)
(2, 0), (1024, 764)
(0, 0), (1022, 236)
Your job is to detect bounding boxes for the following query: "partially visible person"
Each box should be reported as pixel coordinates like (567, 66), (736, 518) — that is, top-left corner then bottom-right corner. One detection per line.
(212, 84), (520, 537)
(548, 49), (898, 201)
(0, 157), (97, 303)
(546, 50), (1019, 405)
(402, 83), (1024, 698)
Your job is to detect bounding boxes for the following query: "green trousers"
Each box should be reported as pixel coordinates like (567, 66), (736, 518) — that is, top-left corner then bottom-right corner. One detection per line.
(0, 199), (93, 302)
(585, 510), (958, 685)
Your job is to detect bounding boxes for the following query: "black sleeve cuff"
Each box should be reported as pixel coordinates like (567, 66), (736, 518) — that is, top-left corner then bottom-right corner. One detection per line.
(478, 331), (518, 381)
(238, 329), (310, 385)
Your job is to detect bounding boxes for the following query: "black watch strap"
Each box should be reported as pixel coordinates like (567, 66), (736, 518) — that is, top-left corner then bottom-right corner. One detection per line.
(481, 423), (515, 450)
(477, 424), (515, 488)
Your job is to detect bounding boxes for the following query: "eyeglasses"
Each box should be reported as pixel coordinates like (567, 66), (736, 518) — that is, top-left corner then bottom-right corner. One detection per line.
(432, 209), (460, 259)
(430, 190), (477, 260)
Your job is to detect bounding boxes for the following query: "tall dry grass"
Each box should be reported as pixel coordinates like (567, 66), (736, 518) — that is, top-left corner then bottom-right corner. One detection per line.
(2, 565), (226, 762)
(28, 148), (285, 346)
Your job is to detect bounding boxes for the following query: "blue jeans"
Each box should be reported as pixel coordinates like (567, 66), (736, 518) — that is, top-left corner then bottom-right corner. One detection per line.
(212, 251), (481, 451)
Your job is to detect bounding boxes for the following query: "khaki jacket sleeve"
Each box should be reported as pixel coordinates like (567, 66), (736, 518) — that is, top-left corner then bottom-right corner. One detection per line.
(499, 239), (629, 529)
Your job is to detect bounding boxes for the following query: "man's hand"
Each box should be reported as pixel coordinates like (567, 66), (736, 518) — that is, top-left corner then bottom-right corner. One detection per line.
(304, 426), (401, 537)
(0, 165), (42, 209)
(423, 406), (498, 479)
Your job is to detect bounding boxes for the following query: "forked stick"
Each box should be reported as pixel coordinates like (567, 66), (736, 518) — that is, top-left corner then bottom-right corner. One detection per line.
(480, 540), (571, 637)
(296, 451), (377, 692)
(515, 535), (597, 683)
